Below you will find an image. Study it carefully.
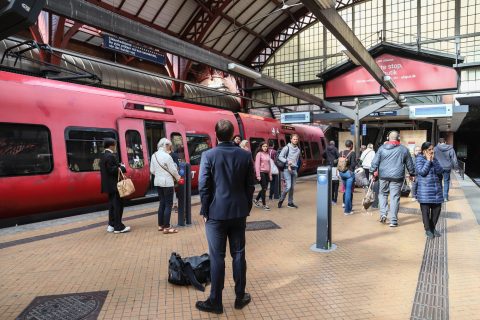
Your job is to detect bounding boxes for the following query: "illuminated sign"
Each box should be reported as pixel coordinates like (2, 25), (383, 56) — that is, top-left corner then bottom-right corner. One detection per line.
(280, 112), (311, 124)
(409, 104), (453, 119)
(326, 53), (458, 98)
(103, 35), (166, 65)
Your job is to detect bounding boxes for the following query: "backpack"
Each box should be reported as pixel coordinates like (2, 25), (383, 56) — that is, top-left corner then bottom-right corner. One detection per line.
(274, 146), (289, 171)
(168, 252), (210, 291)
(337, 150), (353, 173)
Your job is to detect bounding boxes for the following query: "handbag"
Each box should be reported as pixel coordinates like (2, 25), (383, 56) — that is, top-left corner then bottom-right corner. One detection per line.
(362, 178), (375, 210)
(154, 154), (178, 187)
(168, 252), (210, 292)
(117, 168), (135, 198)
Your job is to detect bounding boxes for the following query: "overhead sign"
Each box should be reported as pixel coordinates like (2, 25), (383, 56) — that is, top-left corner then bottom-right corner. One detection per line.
(326, 53), (458, 98)
(103, 35), (166, 65)
(280, 112), (311, 124)
(409, 104), (453, 119)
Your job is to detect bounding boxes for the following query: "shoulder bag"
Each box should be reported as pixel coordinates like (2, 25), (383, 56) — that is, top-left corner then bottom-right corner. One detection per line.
(154, 154), (179, 187)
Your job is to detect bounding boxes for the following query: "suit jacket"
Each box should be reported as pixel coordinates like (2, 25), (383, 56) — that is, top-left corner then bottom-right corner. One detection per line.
(199, 141), (255, 220)
(100, 150), (125, 194)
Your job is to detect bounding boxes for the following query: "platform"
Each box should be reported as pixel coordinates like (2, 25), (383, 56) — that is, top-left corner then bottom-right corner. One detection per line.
(1, 173), (479, 320)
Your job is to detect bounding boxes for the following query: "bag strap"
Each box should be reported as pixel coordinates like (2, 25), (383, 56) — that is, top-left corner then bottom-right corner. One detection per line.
(118, 167), (126, 182)
(183, 263), (205, 291)
(154, 154), (178, 182)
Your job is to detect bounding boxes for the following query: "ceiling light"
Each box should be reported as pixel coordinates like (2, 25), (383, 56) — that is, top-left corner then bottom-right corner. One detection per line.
(227, 63), (262, 79)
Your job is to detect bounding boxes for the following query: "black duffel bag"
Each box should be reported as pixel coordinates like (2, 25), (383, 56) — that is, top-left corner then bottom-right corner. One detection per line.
(168, 252), (210, 291)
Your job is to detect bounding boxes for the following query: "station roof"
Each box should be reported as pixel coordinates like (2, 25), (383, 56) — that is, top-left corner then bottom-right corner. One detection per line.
(67, 0), (366, 67)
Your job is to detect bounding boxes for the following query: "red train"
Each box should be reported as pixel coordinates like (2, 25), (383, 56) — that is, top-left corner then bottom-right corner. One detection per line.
(0, 70), (326, 223)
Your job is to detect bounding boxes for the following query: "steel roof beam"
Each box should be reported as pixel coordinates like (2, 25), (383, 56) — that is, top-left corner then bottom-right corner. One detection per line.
(44, 0), (361, 118)
(300, 0), (400, 103)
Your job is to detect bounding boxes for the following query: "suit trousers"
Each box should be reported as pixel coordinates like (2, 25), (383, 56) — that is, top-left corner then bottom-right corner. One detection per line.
(420, 203), (442, 232)
(108, 192), (125, 231)
(205, 217), (247, 306)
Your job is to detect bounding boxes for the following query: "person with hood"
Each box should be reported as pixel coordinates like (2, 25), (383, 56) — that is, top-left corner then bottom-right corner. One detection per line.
(416, 142), (444, 238)
(434, 138), (458, 201)
(370, 131), (415, 227)
(323, 140), (339, 166)
(277, 134), (301, 209)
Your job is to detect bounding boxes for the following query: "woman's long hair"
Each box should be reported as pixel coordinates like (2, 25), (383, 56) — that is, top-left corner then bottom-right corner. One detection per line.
(421, 141), (432, 153)
(254, 141), (268, 160)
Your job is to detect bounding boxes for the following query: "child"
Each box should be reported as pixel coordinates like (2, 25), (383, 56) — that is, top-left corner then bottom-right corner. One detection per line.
(331, 166), (339, 205)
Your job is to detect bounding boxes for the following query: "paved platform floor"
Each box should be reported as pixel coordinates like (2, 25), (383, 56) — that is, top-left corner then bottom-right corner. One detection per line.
(1, 174), (479, 320)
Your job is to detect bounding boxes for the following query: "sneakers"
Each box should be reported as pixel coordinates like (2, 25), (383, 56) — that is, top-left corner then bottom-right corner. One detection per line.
(433, 230), (441, 237)
(425, 230), (434, 239)
(379, 215), (387, 223)
(332, 201), (337, 205)
(389, 222), (398, 227)
(263, 205), (271, 211)
(411, 198), (417, 202)
(344, 211), (354, 216)
(287, 203), (298, 209)
(253, 199), (261, 208)
(234, 293), (251, 310)
(278, 200), (284, 208)
(342, 203), (345, 208)
(114, 226), (131, 234)
(107, 225), (114, 233)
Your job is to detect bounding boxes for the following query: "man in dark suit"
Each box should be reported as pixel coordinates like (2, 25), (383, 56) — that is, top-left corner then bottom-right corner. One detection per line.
(196, 120), (256, 314)
(100, 138), (130, 234)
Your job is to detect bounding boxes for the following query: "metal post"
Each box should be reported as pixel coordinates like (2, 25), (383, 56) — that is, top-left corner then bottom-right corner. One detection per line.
(311, 166), (337, 252)
(354, 99), (361, 156)
(177, 163), (186, 227)
(185, 163), (192, 225)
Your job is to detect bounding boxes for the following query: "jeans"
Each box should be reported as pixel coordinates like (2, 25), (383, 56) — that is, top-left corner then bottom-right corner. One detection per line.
(108, 191), (125, 231)
(206, 217), (247, 306)
(420, 203), (442, 232)
(339, 171), (354, 213)
(442, 169), (451, 200)
(256, 172), (269, 205)
(157, 186), (174, 228)
(378, 180), (402, 223)
(280, 169), (297, 203)
(269, 174), (280, 200)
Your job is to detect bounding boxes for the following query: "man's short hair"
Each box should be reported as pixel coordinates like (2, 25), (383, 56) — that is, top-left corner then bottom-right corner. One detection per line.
(291, 133), (299, 139)
(103, 138), (116, 149)
(438, 138), (446, 144)
(215, 119), (234, 142)
(345, 140), (353, 148)
(388, 131), (399, 141)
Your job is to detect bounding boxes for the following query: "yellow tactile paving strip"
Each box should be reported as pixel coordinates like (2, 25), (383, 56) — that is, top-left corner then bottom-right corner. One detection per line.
(0, 175), (479, 319)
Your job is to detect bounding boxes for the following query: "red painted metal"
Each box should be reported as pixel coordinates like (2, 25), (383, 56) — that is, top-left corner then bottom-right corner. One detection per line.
(325, 53), (459, 98)
(0, 70), (324, 219)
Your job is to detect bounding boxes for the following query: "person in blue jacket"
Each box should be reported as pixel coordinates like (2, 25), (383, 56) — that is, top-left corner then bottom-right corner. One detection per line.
(416, 142), (444, 239)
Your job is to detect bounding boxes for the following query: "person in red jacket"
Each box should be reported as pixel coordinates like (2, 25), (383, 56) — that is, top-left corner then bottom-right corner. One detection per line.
(253, 142), (272, 211)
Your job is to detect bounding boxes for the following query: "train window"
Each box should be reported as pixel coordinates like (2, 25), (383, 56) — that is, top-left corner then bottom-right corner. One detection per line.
(280, 140), (286, 148)
(249, 137), (264, 154)
(299, 141), (305, 158)
(126, 130), (144, 169)
(304, 142), (312, 159)
(186, 134), (211, 166)
(0, 123), (53, 177)
(65, 127), (117, 172)
(311, 142), (321, 159)
(267, 139), (279, 150)
(320, 138), (326, 151)
(170, 133), (186, 163)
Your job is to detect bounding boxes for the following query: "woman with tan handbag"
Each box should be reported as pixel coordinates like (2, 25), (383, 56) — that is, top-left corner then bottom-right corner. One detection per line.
(150, 138), (181, 234)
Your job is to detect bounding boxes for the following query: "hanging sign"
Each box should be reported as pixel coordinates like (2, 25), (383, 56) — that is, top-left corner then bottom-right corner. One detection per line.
(103, 35), (166, 65)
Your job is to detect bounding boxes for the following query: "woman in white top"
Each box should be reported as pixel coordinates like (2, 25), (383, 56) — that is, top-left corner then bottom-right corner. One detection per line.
(360, 143), (376, 180)
(150, 138), (181, 234)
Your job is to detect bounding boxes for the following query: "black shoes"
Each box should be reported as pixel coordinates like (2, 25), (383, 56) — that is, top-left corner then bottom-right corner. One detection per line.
(278, 200), (283, 208)
(234, 293), (251, 310)
(195, 299), (223, 314)
(434, 229), (441, 237)
(287, 203), (298, 209)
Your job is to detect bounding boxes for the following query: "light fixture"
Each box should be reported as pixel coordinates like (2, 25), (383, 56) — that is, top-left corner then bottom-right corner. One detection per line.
(383, 75), (396, 89)
(399, 95), (407, 103)
(227, 63), (261, 79)
(316, 0), (336, 9)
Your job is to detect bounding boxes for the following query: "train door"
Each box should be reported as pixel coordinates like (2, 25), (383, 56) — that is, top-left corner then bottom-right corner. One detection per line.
(144, 121), (166, 194)
(117, 118), (151, 197)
